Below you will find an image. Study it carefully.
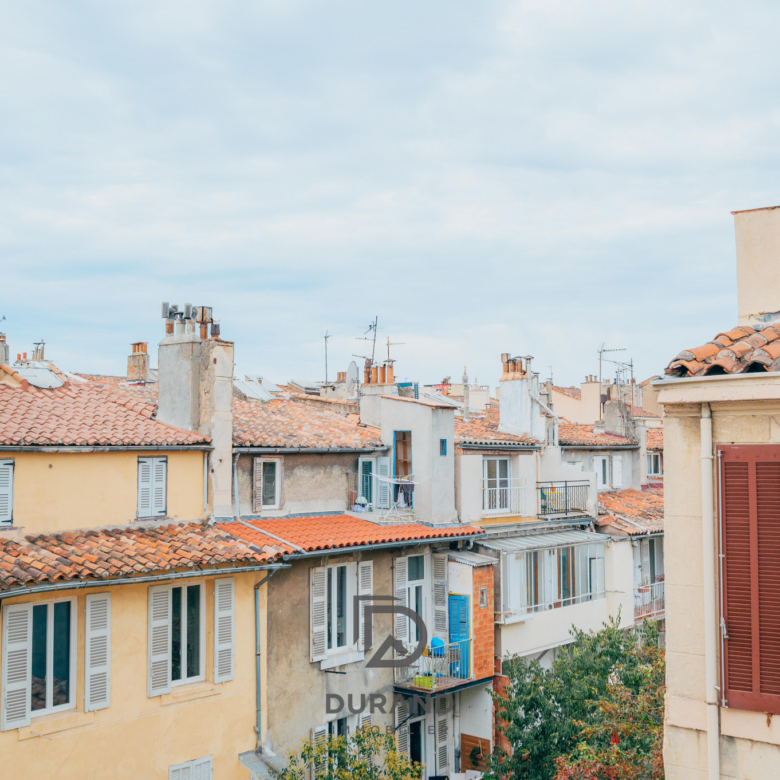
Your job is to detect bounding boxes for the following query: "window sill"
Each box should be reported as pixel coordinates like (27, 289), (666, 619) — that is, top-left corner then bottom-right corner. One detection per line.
(19, 707), (89, 740)
(160, 682), (224, 706)
(320, 649), (365, 670)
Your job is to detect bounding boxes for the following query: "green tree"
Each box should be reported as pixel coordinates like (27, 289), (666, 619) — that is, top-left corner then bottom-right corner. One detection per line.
(484, 616), (663, 780)
(274, 727), (421, 780)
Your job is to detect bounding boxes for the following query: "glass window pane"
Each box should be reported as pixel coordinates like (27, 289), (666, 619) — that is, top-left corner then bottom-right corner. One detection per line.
(327, 568), (333, 650)
(186, 585), (200, 678)
(336, 566), (347, 648)
(262, 462), (276, 506)
(52, 601), (71, 707)
(498, 459), (509, 482)
(485, 459), (497, 484)
(172, 586), (182, 682)
(408, 555), (424, 581)
(31, 604), (48, 712)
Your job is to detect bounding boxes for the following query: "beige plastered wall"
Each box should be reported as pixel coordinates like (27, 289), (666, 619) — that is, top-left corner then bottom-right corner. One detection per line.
(7, 450), (206, 534)
(0, 571), (265, 780)
(660, 375), (780, 779)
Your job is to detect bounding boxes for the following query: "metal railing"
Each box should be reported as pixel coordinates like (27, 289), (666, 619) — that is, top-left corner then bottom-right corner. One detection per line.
(634, 580), (665, 620)
(482, 478), (526, 517)
(537, 481), (590, 516)
(348, 472), (377, 513)
(394, 639), (472, 691)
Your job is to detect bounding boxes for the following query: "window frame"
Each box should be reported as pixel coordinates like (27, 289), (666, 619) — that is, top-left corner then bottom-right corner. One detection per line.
(29, 597), (77, 719)
(0, 459), (14, 526)
(325, 562), (357, 656)
(254, 457), (282, 512)
(357, 456), (376, 510)
(646, 452), (663, 477)
(137, 456), (168, 518)
(170, 581), (206, 687)
(439, 439), (447, 456)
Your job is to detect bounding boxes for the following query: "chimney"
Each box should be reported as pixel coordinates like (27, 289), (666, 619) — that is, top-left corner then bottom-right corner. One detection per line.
(385, 362), (394, 384)
(127, 342), (150, 382)
(463, 366), (470, 422)
(498, 353), (546, 440)
(580, 375), (602, 425)
(734, 206), (780, 326)
(157, 302), (233, 518)
(0, 334), (8, 366)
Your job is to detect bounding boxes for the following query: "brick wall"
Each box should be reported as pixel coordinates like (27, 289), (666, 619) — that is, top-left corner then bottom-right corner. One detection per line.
(472, 563), (494, 680)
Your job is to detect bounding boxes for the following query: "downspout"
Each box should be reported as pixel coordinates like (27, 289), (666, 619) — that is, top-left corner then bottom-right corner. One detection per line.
(530, 389), (558, 446)
(203, 451), (209, 515)
(700, 403), (719, 780)
(255, 568), (281, 753)
(233, 453), (240, 519)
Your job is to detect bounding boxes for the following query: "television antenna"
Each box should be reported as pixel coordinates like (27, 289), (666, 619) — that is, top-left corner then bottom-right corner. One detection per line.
(385, 336), (404, 363)
(353, 316), (379, 366)
(324, 331), (331, 385)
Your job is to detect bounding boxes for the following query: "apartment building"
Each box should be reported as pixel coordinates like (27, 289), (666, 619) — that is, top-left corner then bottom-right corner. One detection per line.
(660, 205), (780, 780)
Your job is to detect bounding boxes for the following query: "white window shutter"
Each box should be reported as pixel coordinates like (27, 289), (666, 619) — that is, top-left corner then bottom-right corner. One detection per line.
(85, 593), (111, 711)
(395, 698), (409, 758)
(138, 458), (153, 517)
(612, 455), (623, 488)
(394, 557), (408, 644)
(641, 540), (651, 585)
(148, 585), (172, 697)
(376, 457), (391, 509)
(311, 725), (328, 780)
(436, 701), (450, 773)
(360, 712), (373, 730)
(191, 756), (213, 780)
(310, 567), (328, 662)
(152, 458), (167, 516)
(253, 458), (263, 512)
(432, 553), (449, 642)
(213, 578), (235, 683)
(357, 560), (373, 651)
(0, 461), (13, 524)
(1, 603), (32, 731)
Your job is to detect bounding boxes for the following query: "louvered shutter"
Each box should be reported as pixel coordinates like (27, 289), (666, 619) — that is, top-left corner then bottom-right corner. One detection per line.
(720, 445), (780, 713)
(376, 457), (391, 510)
(214, 578), (235, 683)
(394, 557), (408, 646)
(85, 593), (111, 711)
(394, 698), (409, 757)
(138, 458), (153, 517)
(640, 541), (651, 585)
(360, 712), (373, 730)
(435, 698), (450, 773)
(432, 553), (449, 642)
(311, 724), (328, 779)
(148, 585), (172, 697)
(357, 561), (373, 651)
(253, 458), (263, 512)
(612, 455), (623, 488)
(152, 458), (167, 516)
(1, 603), (31, 730)
(310, 567), (328, 662)
(0, 461), (13, 525)
(191, 756), (213, 780)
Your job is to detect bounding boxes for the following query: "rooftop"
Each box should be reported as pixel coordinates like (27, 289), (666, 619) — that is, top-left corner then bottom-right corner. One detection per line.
(0, 522), (273, 591)
(218, 514), (481, 555)
(665, 325), (780, 377)
(558, 420), (634, 448)
(647, 427), (663, 451)
(454, 414), (539, 448)
(596, 488), (664, 536)
(552, 385), (581, 400)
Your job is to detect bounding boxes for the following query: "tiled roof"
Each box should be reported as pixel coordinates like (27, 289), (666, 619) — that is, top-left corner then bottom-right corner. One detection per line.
(454, 415), (539, 447)
(0, 383), (208, 446)
(552, 385), (581, 400)
(233, 397), (383, 449)
(628, 405), (660, 419)
(647, 427), (663, 451)
(76, 373), (128, 385)
(378, 395), (454, 409)
(596, 489), (664, 536)
(219, 514), (481, 555)
(558, 421), (634, 447)
(665, 325), (780, 377)
(0, 523), (273, 591)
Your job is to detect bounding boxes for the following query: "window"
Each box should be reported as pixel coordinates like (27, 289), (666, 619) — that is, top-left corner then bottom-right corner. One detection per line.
(0, 460), (13, 525)
(647, 453), (663, 476)
(440, 439), (447, 456)
(327, 565), (349, 651)
(137, 457), (167, 517)
(483, 458), (511, 511)
(171, 584), (204, 685)
(479, 586), (488, 609)
(504, 543), (606, 617)
(169, 755), (212, 780)
(407, 555), (425, 641)
(253, 458), (281, 511)
(594, 456), (608, 490)
(394, 431), (412, 506)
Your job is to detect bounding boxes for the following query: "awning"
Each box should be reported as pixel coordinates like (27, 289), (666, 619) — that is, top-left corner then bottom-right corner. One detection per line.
(477, 529), (604, 554)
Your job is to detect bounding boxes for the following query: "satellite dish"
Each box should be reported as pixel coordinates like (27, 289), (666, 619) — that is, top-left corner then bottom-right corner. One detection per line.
(346, 361), (358, 392)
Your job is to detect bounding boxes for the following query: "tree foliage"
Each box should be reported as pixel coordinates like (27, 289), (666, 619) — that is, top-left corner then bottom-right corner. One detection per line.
(484, 616), (664, 780)
(274, 727), (421, 780)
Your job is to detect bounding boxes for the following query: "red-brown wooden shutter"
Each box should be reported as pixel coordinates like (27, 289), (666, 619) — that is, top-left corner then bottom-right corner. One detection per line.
(720, 445), (780, 713)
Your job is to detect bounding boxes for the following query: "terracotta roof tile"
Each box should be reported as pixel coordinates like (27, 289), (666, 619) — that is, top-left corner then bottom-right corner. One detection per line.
(454, 415), (539, 447)
(552, 385), (581, 400)
(558, 421), (634, 447)
(233, 397), (382, 449)
(666, 324), (780, 377)
(627, 405), (660, 419)
(0, 523), (272, 591)
(219, 514), (481, 554)
(0, 383), (208, 446)
(646, 427), (663, 451)
(596, 488), (664, 535)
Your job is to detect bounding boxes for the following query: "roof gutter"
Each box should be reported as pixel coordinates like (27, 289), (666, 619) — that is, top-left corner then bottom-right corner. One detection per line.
(651, 372), (780, 386)
(458, 444), (540, 451)
(0, 445), (213, 452)
(0, 562), (290, 602)
(233, 446), (389, 454)
(560, 444), (639, 450)
(281, 533), (482, 560)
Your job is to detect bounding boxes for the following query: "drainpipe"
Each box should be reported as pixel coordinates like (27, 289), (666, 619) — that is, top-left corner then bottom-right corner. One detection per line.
(203, 451), (209, 515)
(255, 568), (281, 753)
(233, 453), (240, 519)
(700, 403), (719, 780)
(530, 389), (558, 446)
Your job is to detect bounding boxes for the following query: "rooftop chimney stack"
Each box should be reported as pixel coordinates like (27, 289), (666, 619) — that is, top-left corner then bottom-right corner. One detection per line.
(463, 366), (470, 422)
(498, 353), (546, 440)
(0, 334), (8, 366)
(127, 342), (150, 382)
(157, 302), (233, 518)
(734, 206), (780, 326)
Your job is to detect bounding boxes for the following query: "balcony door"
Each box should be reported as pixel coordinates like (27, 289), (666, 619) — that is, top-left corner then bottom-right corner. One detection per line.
(483, 458), (510, 511)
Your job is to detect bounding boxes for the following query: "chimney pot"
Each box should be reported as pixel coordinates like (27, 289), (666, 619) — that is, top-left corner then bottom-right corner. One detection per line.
(23, 352), (27, 360)
(386, 363), (394, 384)
(371, 364), (379, 384)
(378, 364), (386, 384)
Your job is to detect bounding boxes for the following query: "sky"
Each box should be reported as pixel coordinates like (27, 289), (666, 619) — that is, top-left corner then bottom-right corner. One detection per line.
(2, 0), (780, 392)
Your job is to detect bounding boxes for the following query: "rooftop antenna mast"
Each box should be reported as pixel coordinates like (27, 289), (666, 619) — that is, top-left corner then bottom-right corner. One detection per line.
(385, 336), (404, 363)
(324, 331), (331, 385)
(598, 344), (626, 419)
(353, 316), (379, 365)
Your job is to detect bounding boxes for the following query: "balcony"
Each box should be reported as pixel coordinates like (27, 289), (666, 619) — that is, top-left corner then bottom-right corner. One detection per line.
(537, 480), (590, 518)
(394, 639), (473, 692)
(635, 580), (665, 621)
(482, 478), (526, 517)
(347, 472), (415, 520)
